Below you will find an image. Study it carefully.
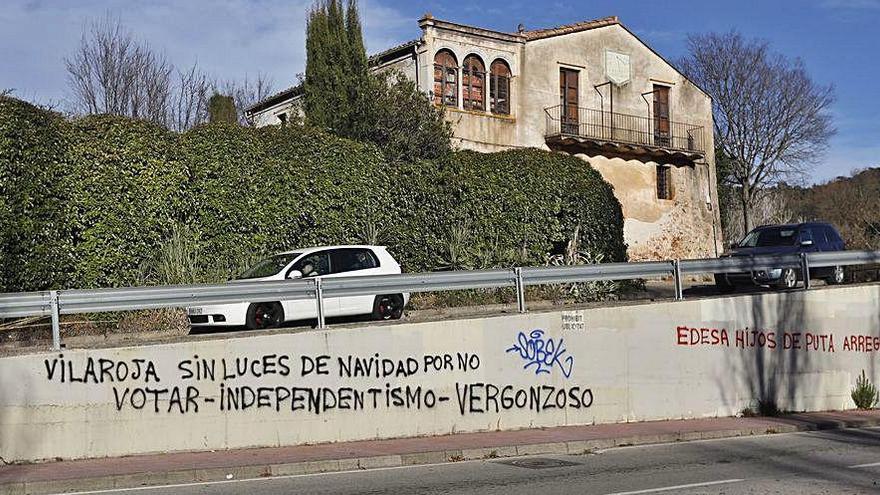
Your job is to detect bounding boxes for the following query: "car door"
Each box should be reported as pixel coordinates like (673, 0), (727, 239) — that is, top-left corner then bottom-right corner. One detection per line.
(330, 248), (383, 315)
(282, 250), (341, 320)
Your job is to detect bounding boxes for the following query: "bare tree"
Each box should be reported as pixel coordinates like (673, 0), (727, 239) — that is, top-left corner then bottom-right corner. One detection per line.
(65, 15), (174, 124)
(65, 15), (275, 131)
(170, 63), (211, 132)
(678, 32), (835, 234)
(722, 189), (800, 243)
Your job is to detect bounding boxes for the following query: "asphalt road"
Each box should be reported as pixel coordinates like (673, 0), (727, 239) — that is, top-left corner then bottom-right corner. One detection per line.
(59, 427), (880, 495)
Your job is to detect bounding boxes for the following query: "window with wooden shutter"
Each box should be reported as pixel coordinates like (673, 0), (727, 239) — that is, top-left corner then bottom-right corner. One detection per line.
(462, 55), (485, 111)
(653, 85), (670, 146)
(433, 50), (458, 107)
(656, 165), (672, 200)
(559, 68), (579, 134)
(489, 59), (511, 115)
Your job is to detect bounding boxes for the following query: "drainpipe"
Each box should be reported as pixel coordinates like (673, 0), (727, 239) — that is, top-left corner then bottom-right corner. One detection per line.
(701, 161), (720, 257)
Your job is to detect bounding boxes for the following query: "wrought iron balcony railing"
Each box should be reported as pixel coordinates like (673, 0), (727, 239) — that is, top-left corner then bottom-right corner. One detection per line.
(545, 105), (705, 154)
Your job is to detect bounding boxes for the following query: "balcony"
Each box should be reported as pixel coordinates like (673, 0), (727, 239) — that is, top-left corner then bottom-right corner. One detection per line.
(544, 105), (706, 162)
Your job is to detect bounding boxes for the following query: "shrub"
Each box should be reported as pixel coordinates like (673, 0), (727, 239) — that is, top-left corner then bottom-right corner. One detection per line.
(852, 370), (879, 410)
(0, 97), (72, 291)
(388, 148), (627, 272)
(357, 72), (453, 163)
(179, 123), (390, 280)
(1, 96), (627, 294)
(64, 115), (186, 288)
(740, 397), (781, 417)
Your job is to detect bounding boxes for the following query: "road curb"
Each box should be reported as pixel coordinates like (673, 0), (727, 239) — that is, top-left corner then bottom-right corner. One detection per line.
(3, 417), (879, 495)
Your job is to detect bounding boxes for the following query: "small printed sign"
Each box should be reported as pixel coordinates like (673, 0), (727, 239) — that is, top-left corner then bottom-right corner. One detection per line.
(562, 311), (586, 332)
(605, 50), (631, 86)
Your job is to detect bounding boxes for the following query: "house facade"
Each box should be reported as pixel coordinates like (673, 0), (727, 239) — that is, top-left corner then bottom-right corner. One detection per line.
(247, 15), (723, 261)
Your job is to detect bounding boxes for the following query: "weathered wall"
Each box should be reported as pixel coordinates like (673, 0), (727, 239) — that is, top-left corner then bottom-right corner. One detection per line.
(581, 154), (718, 260)
(520, 24), (721, 259)
(250, 97), (302, 127)
(375, 53), (419, 82)
(2, 285), (878, 463)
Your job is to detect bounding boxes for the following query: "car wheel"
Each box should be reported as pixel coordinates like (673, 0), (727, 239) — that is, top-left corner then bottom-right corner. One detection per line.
(714, 274), (736, 294)
(826, 265), (845, 285)
(246, 302), (284, 330)
(776, 268), (798, 290)
(372, 294), (404, 321)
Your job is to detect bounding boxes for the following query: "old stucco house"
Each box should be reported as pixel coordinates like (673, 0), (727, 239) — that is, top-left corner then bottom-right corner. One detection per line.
(246, 15), (722, 261)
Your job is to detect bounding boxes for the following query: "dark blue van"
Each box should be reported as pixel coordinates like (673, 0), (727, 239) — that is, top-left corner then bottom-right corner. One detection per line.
(715, 222), (846, 292)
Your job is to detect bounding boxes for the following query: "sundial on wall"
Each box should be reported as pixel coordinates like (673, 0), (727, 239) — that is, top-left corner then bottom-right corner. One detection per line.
(605, 50), (631, 86)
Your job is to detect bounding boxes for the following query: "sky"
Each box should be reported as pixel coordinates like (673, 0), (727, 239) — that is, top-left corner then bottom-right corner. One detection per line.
(2, 0), (878, 184)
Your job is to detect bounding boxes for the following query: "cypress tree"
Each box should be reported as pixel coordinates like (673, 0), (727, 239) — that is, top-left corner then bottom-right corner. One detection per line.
(346, 0), (368, 76)
(345, 0), (370, 137)
(207, 94), (237, 124)
(304, 0), (368, 135)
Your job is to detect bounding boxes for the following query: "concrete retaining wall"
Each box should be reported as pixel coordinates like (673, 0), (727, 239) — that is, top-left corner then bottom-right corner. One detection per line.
(2, 285), (878, 462)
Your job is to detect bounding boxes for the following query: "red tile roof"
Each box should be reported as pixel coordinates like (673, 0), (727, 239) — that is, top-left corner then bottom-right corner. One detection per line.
(520, 16), (619, 40)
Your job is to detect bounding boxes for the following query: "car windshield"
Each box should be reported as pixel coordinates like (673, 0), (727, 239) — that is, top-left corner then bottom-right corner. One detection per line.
(236, 253), (301, 280)
(739, 227), (798, 248)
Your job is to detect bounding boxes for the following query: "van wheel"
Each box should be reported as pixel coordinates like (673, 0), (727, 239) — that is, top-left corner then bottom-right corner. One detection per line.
(246, 302), (284, 329)
(372, 294), (404, 321)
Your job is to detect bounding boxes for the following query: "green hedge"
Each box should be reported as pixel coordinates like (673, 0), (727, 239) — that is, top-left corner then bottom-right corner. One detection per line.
(63, 115), (186, 287)
(0, 96), (626, 291)
(179, 124), (391, 275)
(389, 149), (626, 271)
(0, 97), (71, 292)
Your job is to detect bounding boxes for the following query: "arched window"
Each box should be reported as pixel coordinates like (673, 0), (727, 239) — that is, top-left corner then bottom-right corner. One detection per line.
(433, 50), (458, 107)
(490, 59), (511, 115)
(462, 55), (486, 111)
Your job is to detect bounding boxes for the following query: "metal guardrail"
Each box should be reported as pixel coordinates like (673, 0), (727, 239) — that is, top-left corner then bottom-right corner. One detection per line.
(1, 250), (879, 350)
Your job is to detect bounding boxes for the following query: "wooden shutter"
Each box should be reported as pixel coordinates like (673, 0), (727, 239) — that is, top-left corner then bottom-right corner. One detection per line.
(560, 68), (579, 133)
(653, 85), (670, 145)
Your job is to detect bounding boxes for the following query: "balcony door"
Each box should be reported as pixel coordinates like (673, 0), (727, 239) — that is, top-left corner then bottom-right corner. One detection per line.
(653, 85), (670, 146)
(560, 68), (579, 134)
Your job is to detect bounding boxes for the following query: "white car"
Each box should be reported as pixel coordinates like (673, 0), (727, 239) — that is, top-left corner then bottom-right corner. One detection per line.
(186, 245), (409, 329)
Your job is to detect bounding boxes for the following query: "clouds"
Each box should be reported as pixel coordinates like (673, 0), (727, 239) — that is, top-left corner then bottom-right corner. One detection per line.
(0, 0), (414, 104)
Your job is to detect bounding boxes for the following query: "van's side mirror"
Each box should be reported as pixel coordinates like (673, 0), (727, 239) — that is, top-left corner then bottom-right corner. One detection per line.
(286, 270), (303, 280)
(727, 241), (738, 249)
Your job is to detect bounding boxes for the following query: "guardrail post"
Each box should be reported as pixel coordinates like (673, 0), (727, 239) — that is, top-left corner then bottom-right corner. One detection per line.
(800, 253), (811, 291)
(49, 290), (62, 350)
(672, 260), (684, 301)
(514, 267), (526, 313)
(314, 277), (326, 329)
